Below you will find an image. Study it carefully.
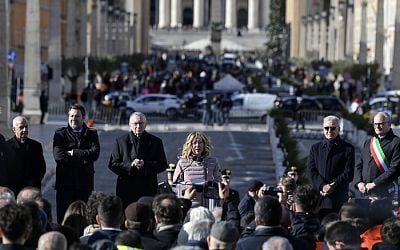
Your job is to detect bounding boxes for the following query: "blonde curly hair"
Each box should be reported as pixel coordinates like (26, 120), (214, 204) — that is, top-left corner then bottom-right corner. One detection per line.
(181, 131), (212, 159)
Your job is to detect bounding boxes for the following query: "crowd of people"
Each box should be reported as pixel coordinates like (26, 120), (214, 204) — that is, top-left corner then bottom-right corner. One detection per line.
(1, 103), (400, 249)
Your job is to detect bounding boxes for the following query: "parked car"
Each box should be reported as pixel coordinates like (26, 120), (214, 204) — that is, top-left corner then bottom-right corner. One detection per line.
(311, 96), (347, 112)
(230, 93), (277, 122)
(368, 96), (400, 124)
(125, 94), (184, 120)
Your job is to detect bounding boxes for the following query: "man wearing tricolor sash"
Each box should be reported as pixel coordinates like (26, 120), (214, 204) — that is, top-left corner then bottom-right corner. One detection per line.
(355, 112), (400, 198)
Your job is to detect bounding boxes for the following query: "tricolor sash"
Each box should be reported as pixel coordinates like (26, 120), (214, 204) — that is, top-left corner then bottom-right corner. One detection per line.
(370, 137), (389, 173)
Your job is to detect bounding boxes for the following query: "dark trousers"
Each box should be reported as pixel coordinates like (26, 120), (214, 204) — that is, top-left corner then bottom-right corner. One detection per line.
(56, 189), (92, 224)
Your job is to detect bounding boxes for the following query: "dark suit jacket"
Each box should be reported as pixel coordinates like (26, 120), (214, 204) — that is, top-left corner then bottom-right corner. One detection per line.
(236, 226), (312, 250)
(53, 124), (100, 191)
(354, 129), (400, 197)
(108, 131), (167, 207)
(307, 137), (355, 210)
(6, 137), (46, 193)
(86, 229), (121, 245)
(0, 244), (31, 250)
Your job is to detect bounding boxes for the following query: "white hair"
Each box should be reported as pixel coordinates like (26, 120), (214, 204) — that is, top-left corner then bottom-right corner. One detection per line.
(12, 116), (28, 128)
(262, 236), (293, 250)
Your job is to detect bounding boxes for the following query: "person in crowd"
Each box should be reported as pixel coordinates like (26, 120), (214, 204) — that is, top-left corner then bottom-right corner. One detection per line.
(82, 192), (108, 239)
(221, 94), (233, 126)
(173, 131), (221, 207)
(220, 169), (240, 208)
(307, 115), (355, 217)
(178, 206), (215, 245)
(16, 186), (42, 204)
(6, 116), (46, 195)
(238, 180), (263, 217)
(290, 184), (321, 249)
(236, 196), (312, 250)
(0, 186), (15, 208)
(23, 201), (45, 248)
(349, 97), (363, 115)
(108, 112), (167, 208)
(62, 200), (88, 237)
(184, 219), (213, 249)
(39, 90), (48, 125)
(354, 112), (400, 198)
(37, 197), (58, 231)
(115, 230), (143, 250)
(361, 198), (394, 250)
(262, 236), (294, 250)
(0, 203), (32, 249)
(53, 225), (80, 249)
(207, 221), (239, 250)
(85, 195), (123, 245)
(153, 193), (183, 248)
(124, 201), (168, 250)
(295, 98), (305, 130)
(37, 231), (67, 250)
(217, 171), (240, 228)
(372, 216), (400, 250)
(324, 221), (362, 250)
(53, 104), (100, 224)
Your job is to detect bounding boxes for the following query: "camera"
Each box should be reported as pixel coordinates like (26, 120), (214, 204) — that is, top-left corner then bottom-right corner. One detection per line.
(261, 184), (282, 197)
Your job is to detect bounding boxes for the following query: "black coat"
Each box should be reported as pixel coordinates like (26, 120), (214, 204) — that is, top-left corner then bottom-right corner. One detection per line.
(236, 226), (312, 250)
(307, 137), (355, 210)
(0, 134), (13, 189)
(290, 212), (321, 249)
(128, 229), (169, 250)
(6, 137), (46, 194)
(53, 124), (100, 191)
(108, 131), (167, 207)
(354, 130), (400, 197)
(238, 194), (255, 217)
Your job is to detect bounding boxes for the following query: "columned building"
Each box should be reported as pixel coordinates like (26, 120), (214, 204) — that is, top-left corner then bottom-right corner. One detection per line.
(153, 0), (270, 30)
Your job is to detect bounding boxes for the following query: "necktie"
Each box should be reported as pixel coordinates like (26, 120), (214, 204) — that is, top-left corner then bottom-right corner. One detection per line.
(75, 132), (81, 140)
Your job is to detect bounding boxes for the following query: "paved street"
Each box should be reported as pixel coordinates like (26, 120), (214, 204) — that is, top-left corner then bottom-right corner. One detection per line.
(26, 119), (273, 219)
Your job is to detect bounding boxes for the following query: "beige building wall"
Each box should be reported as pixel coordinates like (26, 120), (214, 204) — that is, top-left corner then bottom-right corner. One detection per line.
(286, 0), (308, 58)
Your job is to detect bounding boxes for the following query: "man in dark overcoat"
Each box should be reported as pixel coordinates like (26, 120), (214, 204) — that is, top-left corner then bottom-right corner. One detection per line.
(307, 115), (355, 217)
(108, 112), (167, 208)
(6, 116), (46, 195)
(53, 104), (100, 223)
(354, 112), (400, 198)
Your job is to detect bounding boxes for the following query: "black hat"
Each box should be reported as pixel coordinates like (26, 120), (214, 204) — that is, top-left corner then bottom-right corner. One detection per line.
(166, 163), (176, 173)
(248, 180), (263, 192)
(125, 202), (152, 222)
(221, 169), (232, 178)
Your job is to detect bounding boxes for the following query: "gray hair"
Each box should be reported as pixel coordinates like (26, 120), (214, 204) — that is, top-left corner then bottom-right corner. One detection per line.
(12, 116), (28, 128)
(262, 236), (294, 250)
(323, 115), (340, 125)
(187, 219), (213, 242)
(130, 112), (147, 123)
(38, 231), (67, 250)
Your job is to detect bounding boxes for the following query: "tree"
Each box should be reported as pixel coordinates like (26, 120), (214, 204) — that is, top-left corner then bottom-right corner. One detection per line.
(265, 0), (286, 58)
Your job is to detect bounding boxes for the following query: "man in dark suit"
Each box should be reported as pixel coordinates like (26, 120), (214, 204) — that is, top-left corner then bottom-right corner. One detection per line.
(354, 112), (400, 198)
(307, 115), (355, 217)
(0, 134), (13, 189)
(53, 104), (100, 223)
(6, 116), (46, 196)
(108, 112), (167, 208)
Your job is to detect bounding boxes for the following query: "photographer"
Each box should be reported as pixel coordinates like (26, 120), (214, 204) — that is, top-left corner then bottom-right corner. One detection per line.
(238, 180), (264, 217)
(173, 132), (221, 207)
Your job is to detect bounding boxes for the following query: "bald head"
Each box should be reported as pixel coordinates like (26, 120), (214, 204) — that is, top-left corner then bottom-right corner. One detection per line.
(38, 232), (67, 250)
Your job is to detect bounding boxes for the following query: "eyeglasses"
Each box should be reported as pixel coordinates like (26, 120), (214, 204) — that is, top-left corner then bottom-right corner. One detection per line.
(324, 126), (336, 131)
(374, 122), (387, 127)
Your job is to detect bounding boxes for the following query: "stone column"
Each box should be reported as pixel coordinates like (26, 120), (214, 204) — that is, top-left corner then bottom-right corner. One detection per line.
(306, 15), (313, 57)
(359, 0), (368, 64)
(170, 0), (182, 28)
(66, 0), (77, 58)
(335, 0), (345, 60)
(313, 14), (320, 59)
(327, 6), (335, 61)
(79, 0), (87, 57)
(225, 0), (236, 29)
(99, 0), (108, 56)
(193, 0), (204, 28)
(299, 16), (307, 58)
(392, 0), (400, 89)
(90, 0), (98, 57)
(0, 0), (10, 135)
(158, 0), (170, 28)
(261, 0), (270, 30)
(319, 11), (327, 60)
(375, 0), (384, 81)
(248, 0), (259, 30)
(113, 8), (121, 56)
(345, 0), (354, 58)
(211, 0), (223, 23)
(107, 6), (114, 55)
(23, 0), (41, 122)
(48, 0), (62, 103)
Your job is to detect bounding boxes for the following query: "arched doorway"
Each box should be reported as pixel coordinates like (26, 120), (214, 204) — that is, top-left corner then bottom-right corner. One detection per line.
(182, 8), (193, 26)
(237, 8), (248, 29)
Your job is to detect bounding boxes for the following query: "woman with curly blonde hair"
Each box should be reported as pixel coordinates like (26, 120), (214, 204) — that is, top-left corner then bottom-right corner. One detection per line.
(173, 131), (221, 207)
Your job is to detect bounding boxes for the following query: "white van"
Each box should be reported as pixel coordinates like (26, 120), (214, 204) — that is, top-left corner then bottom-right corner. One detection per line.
(230, 93), (277, 122)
